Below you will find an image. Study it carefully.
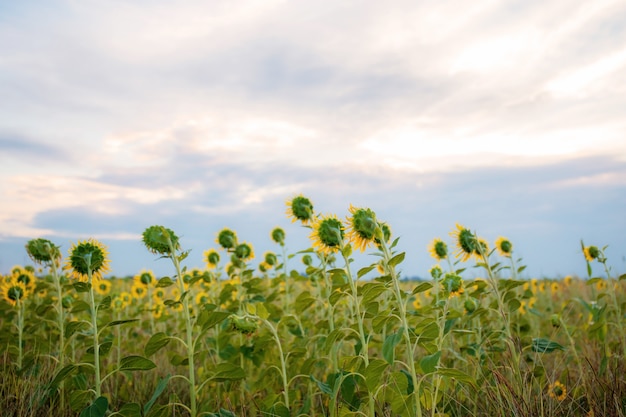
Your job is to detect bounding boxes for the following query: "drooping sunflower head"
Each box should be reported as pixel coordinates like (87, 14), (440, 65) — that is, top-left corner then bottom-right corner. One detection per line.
(233, 242), (254, 262)
(216, 228), (238, 250)
(286, 195), (314, 224)
(203, 249), (220, 270)
(345, 205), (378, 252)
(310, 215), (345, 254)
(135, 270), (155, 287)
(495, 236), (513, 257)
(142, 226), (180, 256)
(270, 227), (286, 246)
(1, 278), (30, 307)
(473, 238), (489, 260)
(583, 245), (600, 262)
(428, 238), (448, 261)
(64, 239), (111, 282)
(441, 273), (464, 298)
(25, 238), (62, 266)
(548, 381), (566, 402)
(94, 279), (111, 296)
(450, 224), (477, 262)
(374, 222), (392, 247)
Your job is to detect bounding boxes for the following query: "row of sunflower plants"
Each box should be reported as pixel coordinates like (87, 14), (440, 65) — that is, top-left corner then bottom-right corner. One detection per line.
(1, 194), (625, 417)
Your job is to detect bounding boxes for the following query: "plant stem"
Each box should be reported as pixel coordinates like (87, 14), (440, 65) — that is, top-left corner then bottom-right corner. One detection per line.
(88, 270), (101, 398)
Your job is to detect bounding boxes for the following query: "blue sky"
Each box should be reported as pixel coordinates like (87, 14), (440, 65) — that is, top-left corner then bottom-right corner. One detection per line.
(1, 0), (625, 279)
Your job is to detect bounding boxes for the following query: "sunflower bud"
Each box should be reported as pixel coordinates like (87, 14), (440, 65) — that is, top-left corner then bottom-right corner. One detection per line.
(142, 226), (180, 256)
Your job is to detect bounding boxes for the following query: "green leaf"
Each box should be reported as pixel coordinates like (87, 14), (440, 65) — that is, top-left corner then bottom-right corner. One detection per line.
(383, 330), (403, 365)
(66, 320), (90, 337)
(144, 374), (170, 415)
(310, 374), (333, 395)
(365, 359), (388, 392)
(388, 252), (406, 267)
(73, 282), (91, 293)
(116, 403), (142, 417)
(211, 363), (245, 381)
(412, 282), (433, 294)
(70, 300), (91, 314)
(437, 368), (477, 388)
(361, 282), (387, 304)
(79, 396), (108, 417)
(420, 351), (441, 374)
(119, 355), (156, 371)
(156, 277), (174, 288)
(98, 296), (111, 310)
(294, 292), (316, 312)
(531, 338), (565, 353)
(199, 311), (231, 332)
(50, 364), (78, 388)
(145, 332), (172, 356)
(619, 273), (626, 281)
(357, 265), (376, 279)
(102, 319), (139, 330)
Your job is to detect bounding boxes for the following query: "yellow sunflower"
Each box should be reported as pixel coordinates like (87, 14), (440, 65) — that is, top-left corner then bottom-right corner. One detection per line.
(548, 380), (566, 401)
(450, 224), (477, 262)
(203, 249), (220, 270)
(495, 236), (513, 257)
(1, 278), (30, 307)
(286, 194), (314, 224)
(94, 279), (111, 296)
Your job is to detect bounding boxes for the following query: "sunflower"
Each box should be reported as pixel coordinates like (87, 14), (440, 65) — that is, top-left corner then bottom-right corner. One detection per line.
(216, 228), (238, 250)
(310, 215), (345, 254)
(345, 205), (379, 252)
(428, 238), (448, 261)
(583, 245), (600, 262)
(271, 227), (286, 246)
(135, 270), (155, 287)
(441, 273), (464, 298)
(94, 279), (111, 296)
(450, 224), (478, 262)
(142, 225), (180, 256)
(64, 239), (110, 282)
(234, 242), (254, 261)
(474, 238), (489, 260)
(131, 282), (148, 299)
(1, 278), (30, 307)
(429, 265), (443, 280)
(25, 238), (62, 266)
(286, 195), (314, 224)
(495, 236), (513, 257)
(548, 381), (566, 401)
(204, 249), (220, 270)
(13, 268), (36, 292)
(264, 251), (278, 267)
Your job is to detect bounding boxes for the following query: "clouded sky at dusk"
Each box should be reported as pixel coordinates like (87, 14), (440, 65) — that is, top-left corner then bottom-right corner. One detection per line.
(1, 0), (625, 278)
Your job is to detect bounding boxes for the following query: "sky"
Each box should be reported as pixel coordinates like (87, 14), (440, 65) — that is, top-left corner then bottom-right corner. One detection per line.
(1, 0), (625, 279)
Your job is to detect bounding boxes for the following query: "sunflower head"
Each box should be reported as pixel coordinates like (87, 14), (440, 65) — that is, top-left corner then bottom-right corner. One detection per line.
(264, 251), (278, 267)
(94, 279), (111, 296)
(131, 282), (148, 299)
(136, 270), (155, 286)
(143, 226), (180, 256)
(216, 228), (238, 250)
(271, 227), (286, 246)
(428, 238), (448, 261)
(1, 279), (30, 307)
(25, 238), (62, 266)
(346, 205), (379, 252)
(374, 222), (392, 246)
(234, 242), (254, 262)
(310, 215), (345, 254)
(13, 269), (36, 291)
(441, 273), (464, 298)
(548, 381), (566, 401)
(430, 265), (443, 280)
(451, 224), (478, 262)
(583, 245), (600, 262)
(286, 195), (314, 224)
(495, 236), (513, 257)
(64, 239), (111, 282)
(204, 249), (220, 269)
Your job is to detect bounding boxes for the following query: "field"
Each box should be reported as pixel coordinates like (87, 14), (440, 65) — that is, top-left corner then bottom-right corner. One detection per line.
(1, 196), (625, 417)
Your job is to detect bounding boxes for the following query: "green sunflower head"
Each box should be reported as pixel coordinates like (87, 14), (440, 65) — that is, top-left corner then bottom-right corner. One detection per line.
(271, 227), (286, 246)
(287, 195), (314, 224)
(25, 238), (62, 266)
(216, 228), (238, 250)
(142, 226), (180, 256)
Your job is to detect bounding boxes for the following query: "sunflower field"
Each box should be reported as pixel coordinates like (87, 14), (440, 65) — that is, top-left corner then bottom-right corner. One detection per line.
(1, 195), (625, 417)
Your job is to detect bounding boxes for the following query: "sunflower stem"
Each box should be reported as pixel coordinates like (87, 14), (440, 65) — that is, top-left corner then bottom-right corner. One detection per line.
(87, 269), (102, 399)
